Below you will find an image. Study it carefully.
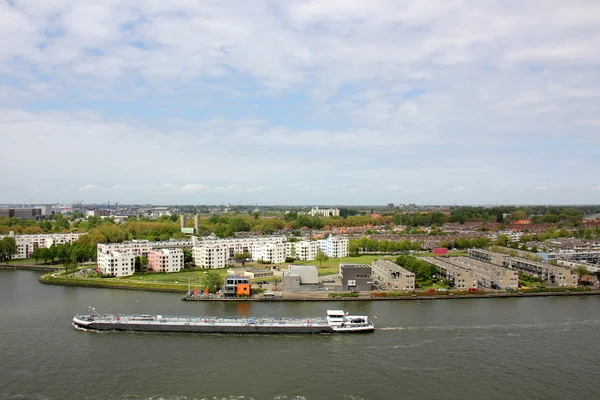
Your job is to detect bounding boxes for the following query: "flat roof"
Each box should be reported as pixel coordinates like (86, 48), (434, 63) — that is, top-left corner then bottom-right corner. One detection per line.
(340, 263), (370, 269)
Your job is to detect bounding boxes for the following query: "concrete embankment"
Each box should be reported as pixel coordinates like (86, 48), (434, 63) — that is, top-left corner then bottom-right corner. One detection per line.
(36, 271), (600, 301)
(182, 290), (600, 302)
(0, 263), (60, 272)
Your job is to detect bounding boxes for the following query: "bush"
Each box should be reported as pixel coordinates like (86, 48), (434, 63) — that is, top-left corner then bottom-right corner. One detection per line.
(328, 292), (360, 298)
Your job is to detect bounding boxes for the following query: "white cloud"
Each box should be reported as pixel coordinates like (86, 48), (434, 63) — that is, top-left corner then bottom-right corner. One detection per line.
(78, 184), (100, 192)
(180, 184), (207, 193)
(535, 186), (548, 191)
(0, 1), (599, 204)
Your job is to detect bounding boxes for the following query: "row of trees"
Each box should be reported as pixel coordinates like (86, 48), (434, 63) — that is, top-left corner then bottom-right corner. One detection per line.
(30, 242), (96, 265)
(349, 238), (423, 255)
(437, 237), (493, 250)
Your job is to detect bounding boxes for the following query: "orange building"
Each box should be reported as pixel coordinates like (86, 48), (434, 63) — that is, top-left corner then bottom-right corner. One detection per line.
(236, 283), (251, 297)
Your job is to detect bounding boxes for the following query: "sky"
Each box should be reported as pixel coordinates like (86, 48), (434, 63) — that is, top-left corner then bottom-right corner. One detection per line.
(1, 0), (599, 206)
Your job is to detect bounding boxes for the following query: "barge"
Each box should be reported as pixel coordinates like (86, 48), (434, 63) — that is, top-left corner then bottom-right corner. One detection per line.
(72, 308), (375, 334)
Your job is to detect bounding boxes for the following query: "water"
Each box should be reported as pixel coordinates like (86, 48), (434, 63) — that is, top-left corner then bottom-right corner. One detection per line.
(1, 269), (600, 400)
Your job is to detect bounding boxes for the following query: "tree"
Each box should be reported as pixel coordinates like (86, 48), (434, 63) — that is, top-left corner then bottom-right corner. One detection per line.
(201, 271), (223, 293)
(315, 249), (329, 268)
(495, 235), (509, 247)
(31, 247), (42, 264)
(0, 237), (17, 261)
(63, 259), (77, 277)
(135, 256), (142, 272)
(183, 249), (194, 267)
(234, 252), (251, 266)
(574, 266), (590, 284)
(140, 256), (148, 268)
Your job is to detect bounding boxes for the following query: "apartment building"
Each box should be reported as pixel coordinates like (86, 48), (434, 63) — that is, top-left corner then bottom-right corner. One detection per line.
(450, 257), (518, 290)
(97, 239), (193, 258)
(191, 236), (287, 269)
(371, 259), (415, 291)
(253, 242), (287, 264)
(317, 235), (349, 259)
(310, 207), (340, 217)
(502, 257), (577, 287)
(468, 248), (507, 266)
(147, 249), (184, 273)
(420, 257), (478, 290)
(97, 250), (135, 277)
(0, 232), (85, 259)
(287, 240), (319, 261)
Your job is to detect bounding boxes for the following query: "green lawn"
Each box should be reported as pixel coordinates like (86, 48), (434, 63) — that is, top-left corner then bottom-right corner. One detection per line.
(120, 268), (230, 285)
(286, 254), (396, 269)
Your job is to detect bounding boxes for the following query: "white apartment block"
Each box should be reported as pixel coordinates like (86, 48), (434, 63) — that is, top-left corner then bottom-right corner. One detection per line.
(191, 236), (287, 269)
(287, 240), (319, 261)
(317, 235), (349, 259)
(0, 232), (85, 259)
(254, 242), (287, 264)
(97, 239), (193, 258)
(97, 250), (135, 277)
(286, 236), (349, 261)
(147, 249), (184, 273)
(310, 207), (340, 217)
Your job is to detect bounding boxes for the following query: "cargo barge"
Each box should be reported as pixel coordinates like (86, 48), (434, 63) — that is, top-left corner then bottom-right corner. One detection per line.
(72, 308), (375, 334)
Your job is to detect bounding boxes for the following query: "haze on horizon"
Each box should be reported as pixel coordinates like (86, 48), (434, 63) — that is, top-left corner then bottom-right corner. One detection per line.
(1, 0), (599, 206)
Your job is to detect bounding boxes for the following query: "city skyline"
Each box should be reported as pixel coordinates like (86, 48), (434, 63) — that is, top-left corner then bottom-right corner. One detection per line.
(2, 1), (599, 205)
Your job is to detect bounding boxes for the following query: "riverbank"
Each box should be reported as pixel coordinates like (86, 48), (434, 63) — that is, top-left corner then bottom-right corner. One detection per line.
(38, 271), (600, 301)
(0, 263), (61, 272)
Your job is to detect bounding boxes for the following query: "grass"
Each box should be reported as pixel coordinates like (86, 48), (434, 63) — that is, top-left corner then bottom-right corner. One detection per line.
(286, 254), (396, 269)
(411, 251), (468, 257)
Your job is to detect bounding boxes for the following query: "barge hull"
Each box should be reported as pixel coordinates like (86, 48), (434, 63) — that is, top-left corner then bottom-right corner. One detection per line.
(77, 322), (338, 334)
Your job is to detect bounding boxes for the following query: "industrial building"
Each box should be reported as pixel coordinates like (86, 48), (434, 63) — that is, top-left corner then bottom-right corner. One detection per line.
(371, 259), (415, 291)
(0, 208), (43, 219)
(340, 264), (372, 292)
(282, 265), (319, 292)
(222, 275), (250, 298)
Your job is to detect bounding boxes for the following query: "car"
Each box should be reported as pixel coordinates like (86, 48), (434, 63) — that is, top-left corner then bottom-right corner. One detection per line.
(427, 289), (436, 293)
(437, 288), (448, 292)
(468, 287), (478, 291)
(378, 285), (386, 290)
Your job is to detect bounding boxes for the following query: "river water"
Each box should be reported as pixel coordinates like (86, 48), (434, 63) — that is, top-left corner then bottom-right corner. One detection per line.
(1, 269), (600, 400)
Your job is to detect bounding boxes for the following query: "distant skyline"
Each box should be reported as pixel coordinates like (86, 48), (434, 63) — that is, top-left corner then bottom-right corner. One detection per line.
(2, 1), (599, 205)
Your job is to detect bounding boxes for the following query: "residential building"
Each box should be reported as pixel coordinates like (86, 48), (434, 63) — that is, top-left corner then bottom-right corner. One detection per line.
(147, 249), (184, 273)
(0, 232), (85, 259)
(468, 248), (507, 266)
(191, 236), (287, 269)
(502, 257), (577, 287)
(97, 250), (135, 277)
(449, 257), (519, 290)
(371, 259), (415, 291)
(97, 239), (193, 258)
(340, 264), (372, 292)
(287, 240), (319, 261)
(310, 207), (340, 217)
(420, 257), (478, 290)
(317, 235), (349, 259)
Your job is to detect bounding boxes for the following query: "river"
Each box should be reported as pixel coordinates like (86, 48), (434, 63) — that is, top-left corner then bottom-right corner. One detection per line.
(1, 269), (599, 400)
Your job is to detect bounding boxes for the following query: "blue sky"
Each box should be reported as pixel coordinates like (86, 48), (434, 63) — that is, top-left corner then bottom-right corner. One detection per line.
(1, 0), (599, 205)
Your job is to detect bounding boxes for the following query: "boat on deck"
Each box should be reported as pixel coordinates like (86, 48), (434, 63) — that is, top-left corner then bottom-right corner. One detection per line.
(72, 308), (375, 334)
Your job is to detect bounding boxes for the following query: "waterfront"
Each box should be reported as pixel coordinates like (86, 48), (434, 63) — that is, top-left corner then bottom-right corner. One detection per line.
(2, 269), (600, 400)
